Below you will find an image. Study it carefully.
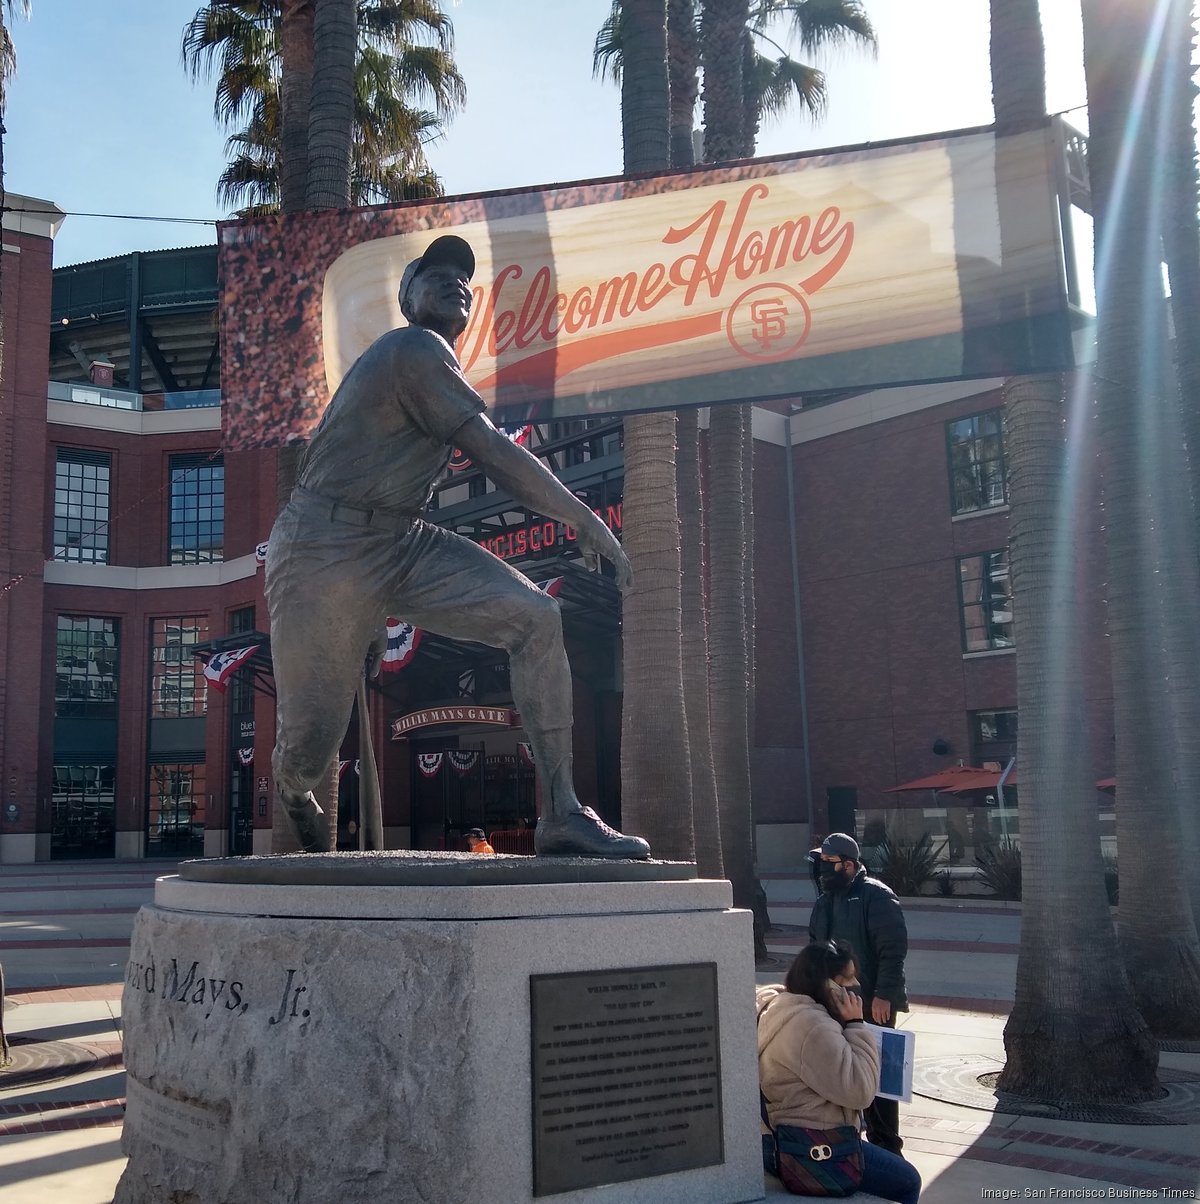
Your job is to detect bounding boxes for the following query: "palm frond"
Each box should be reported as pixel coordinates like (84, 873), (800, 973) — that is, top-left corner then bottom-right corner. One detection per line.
(756, 53), (826, 121)
(387, 43), (466, 115)
(751, 0), (876, 57)
(359, 0), (456, 54)
(0, 25), (16, 94)
(0, 0), (29, 109)
(592, 0), (623, 84)
(185, 0), (460, 207)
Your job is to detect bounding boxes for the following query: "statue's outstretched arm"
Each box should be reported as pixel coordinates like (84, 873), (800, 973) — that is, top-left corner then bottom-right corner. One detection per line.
(454, 414), (631, 590)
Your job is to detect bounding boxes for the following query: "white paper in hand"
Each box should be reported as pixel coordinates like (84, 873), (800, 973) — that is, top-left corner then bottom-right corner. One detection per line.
(861, 1024), (915, 1102)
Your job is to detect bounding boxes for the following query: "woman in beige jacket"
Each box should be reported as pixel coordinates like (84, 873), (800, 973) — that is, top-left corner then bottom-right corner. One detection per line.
(756, 941), (921, 1203)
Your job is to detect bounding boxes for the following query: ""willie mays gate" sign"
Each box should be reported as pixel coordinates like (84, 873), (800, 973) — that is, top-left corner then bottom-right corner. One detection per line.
(220, 122), (1073, 448)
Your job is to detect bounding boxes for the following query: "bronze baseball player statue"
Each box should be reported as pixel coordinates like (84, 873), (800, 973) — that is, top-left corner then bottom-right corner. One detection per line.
(266, 234), (650, 859)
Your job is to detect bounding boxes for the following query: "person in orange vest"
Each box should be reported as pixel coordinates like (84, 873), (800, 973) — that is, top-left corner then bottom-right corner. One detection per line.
(465, 828), (495, 855)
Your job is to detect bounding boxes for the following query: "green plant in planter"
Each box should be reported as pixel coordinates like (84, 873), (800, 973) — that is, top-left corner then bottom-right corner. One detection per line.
(876, 832), (940, 896)
(934, 869), (956, 897)
(975, 838), (1022, 900)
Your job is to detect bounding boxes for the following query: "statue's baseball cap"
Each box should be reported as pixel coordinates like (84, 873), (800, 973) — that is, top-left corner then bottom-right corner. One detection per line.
(398, 234), (475, 318)
(820, 832), (861, 862)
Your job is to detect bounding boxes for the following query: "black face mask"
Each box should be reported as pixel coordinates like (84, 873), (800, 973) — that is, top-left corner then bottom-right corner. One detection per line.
(818, 866), (841, 890)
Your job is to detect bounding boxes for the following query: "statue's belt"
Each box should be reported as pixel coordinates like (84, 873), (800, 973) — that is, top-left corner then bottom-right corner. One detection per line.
(297, 487), (420, 534)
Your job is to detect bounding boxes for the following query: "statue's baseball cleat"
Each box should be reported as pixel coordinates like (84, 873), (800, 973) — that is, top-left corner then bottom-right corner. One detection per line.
(534, 807), (651, 860)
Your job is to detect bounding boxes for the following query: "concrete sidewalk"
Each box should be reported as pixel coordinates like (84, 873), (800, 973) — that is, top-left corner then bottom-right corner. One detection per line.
(1, 860), (1197, 1202)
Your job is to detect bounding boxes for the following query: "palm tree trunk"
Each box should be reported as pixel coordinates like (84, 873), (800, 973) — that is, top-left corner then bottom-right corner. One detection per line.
(998, 374), (1158, 1094)
(699, 0), (746, 163)
(678, 408), (722, 876)
(1163, 0), (1200, 515)
(1083, 0), (1200, 1037)
(621, 0), (671, 171)
(279, 0), (314, 212)
(305, 0), (356, 210)
(741, 404), (755, 803)
(1161, 0), (1200, 924)
(698, 0), (764, 946)
(620, 412), (695, 860)
(1155, 353), (1200, 930)
(618, 1), (694, 860)
(738, 26), (757, 158)
(992, 0), (1159, 1096)
(708, 404), (765, 954)
(667, 0), (698, 168)
(272, 0), (356, 852)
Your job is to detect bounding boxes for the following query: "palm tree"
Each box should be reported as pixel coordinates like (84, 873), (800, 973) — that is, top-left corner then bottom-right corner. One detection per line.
(1082, 0), (1200, 1037)
(737, 0), (874, 159)
(988, 0), (1158, 1102)
(697, 0), (874, 952)
(707, 400), (767, 952)
(678, 408), (724, 877)
(668, 0), (700, 167)
(1161, 0), (1200, 925)
(182, 0), (463, 213)
(698, 0), (748, 162)
(258, 0), (360, 850)
(0, 0), (25, 108)
(214, 59), (441, 215)
(684, 1), (763, 922)
(616, 0), (697, 862)
(596, 0), (874, 162)
(598, 0), (874, 912)
(279, 0), (313, 209)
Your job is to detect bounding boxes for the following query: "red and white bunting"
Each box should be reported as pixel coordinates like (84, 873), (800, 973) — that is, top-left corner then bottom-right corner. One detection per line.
(448, 750), (480, 774)
(518, 742), (535, 767)
(236, 747), (255, 766)
(537, 577), (564, 599)
(381, 617), (422, 672)
(417, 752), (444, 778)
(203, 645), (259, 693)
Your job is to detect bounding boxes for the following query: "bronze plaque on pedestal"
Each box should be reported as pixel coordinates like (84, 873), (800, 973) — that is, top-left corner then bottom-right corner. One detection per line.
(530, 963), (722, 1196)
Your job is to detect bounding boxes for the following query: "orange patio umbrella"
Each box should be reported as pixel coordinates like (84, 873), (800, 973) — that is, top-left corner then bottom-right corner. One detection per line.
(884, 765), (1012, 793)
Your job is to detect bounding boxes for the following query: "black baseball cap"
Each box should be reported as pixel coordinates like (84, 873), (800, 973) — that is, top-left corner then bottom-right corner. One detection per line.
(399, 234), (475, 316)
(821, 833), (861, 862)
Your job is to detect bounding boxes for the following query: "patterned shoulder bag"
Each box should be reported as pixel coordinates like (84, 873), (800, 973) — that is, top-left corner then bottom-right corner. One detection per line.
(757, 997), (865, 1198)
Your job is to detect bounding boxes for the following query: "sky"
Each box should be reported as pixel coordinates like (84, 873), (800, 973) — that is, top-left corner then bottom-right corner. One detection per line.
(4, 1), (1087, 268)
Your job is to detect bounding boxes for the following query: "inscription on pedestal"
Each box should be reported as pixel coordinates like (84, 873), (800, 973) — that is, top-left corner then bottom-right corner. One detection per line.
(125, 1076), (224, 1164)
(530, 963), (722, 1197)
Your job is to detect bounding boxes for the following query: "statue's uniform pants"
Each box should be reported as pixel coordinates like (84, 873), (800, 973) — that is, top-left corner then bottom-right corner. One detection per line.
(266, 491), (570, 805)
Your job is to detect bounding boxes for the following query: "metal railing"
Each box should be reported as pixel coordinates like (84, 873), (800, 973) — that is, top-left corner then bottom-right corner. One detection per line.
(48, 382), (221, 412)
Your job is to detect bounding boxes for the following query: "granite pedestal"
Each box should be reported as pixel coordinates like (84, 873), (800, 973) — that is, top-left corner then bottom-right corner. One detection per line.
(114, 852), (764, 1204)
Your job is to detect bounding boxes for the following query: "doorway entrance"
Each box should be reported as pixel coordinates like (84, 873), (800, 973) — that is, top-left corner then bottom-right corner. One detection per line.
(410, 740), (536, 849)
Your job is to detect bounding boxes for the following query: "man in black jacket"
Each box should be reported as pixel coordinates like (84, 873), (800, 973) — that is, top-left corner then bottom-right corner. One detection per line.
(808, 831), (909, 1153)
